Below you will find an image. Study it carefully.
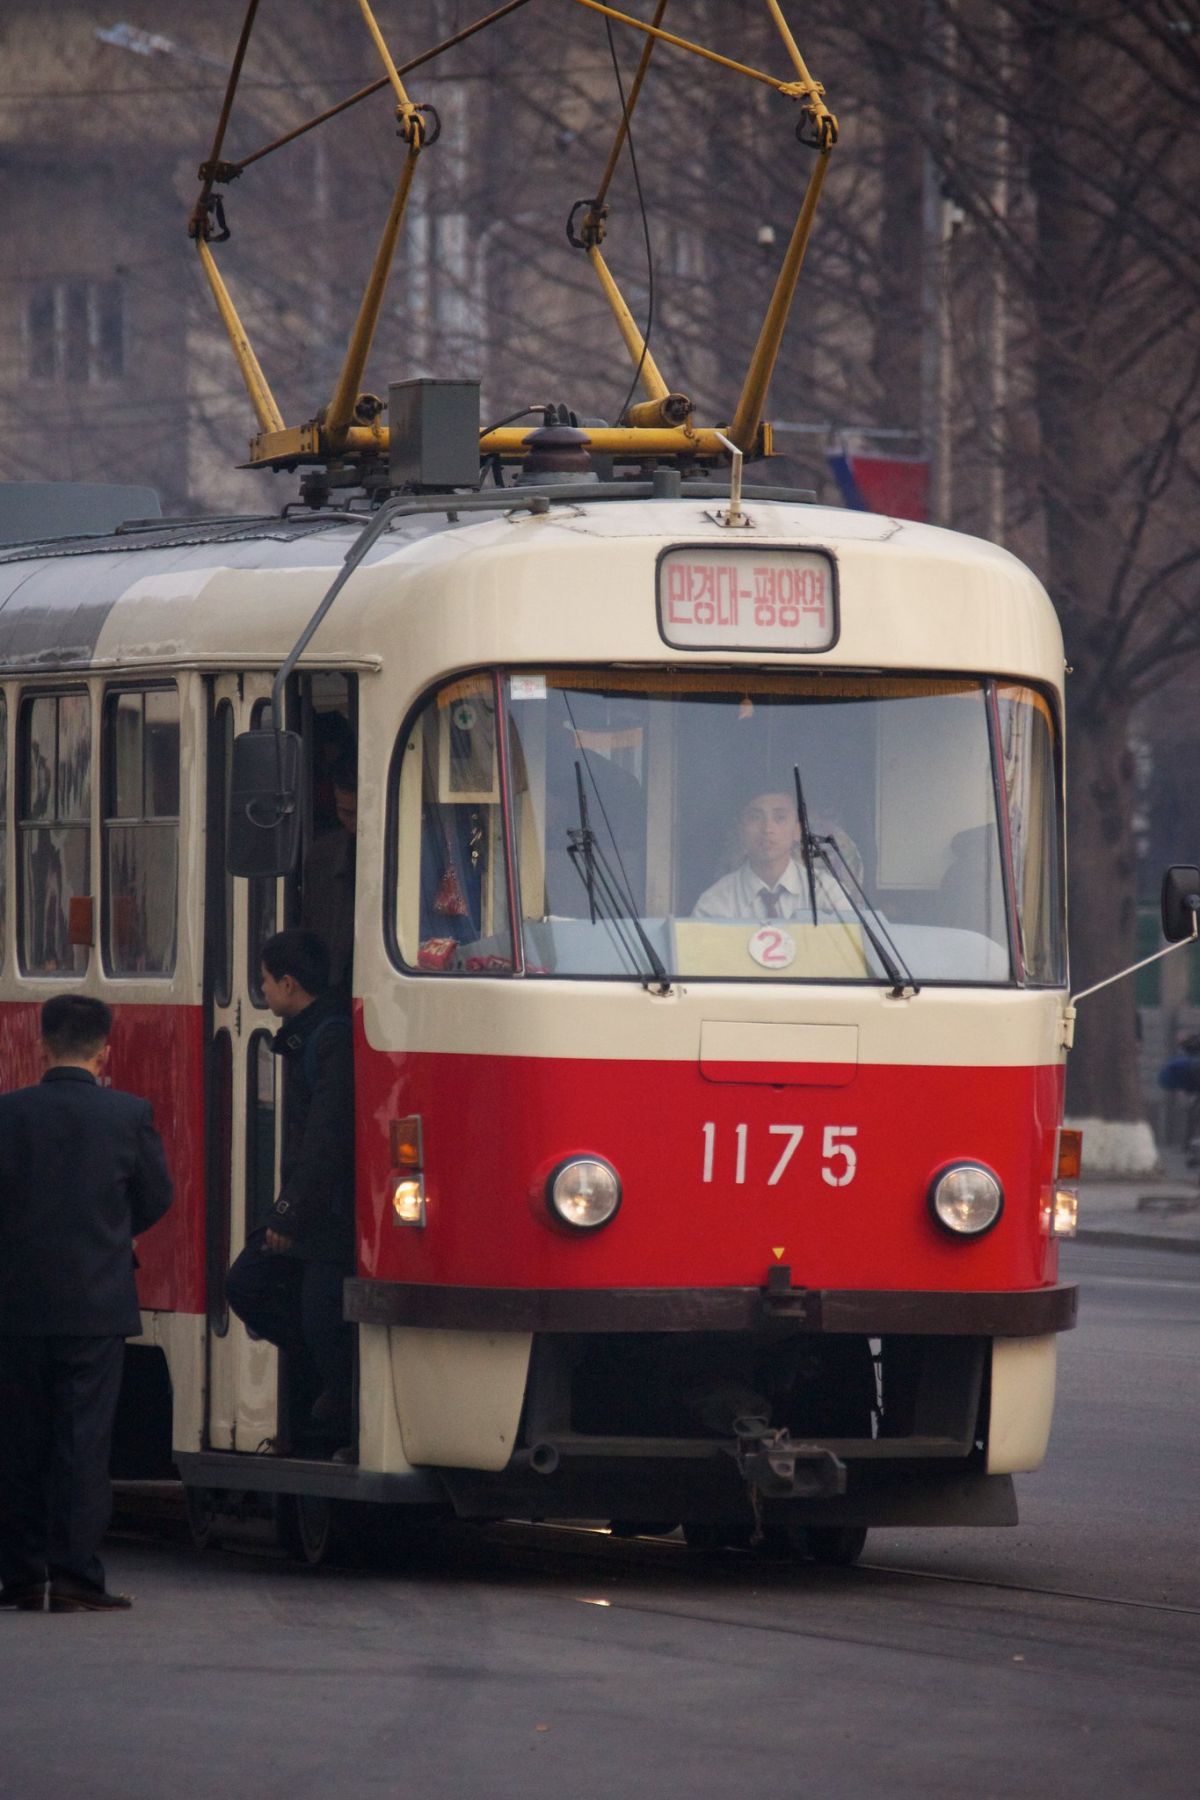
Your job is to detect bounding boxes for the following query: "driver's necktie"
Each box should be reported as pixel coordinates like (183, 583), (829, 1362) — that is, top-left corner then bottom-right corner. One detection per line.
(760, 887), (783, 918)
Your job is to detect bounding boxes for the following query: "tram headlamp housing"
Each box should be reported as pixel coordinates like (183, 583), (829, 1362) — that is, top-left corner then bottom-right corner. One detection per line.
(546, 1157), (622, 1232)
(928, 1163), (1004, 1237)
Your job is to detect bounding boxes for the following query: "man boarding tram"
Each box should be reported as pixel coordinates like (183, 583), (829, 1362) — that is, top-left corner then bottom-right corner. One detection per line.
(226, 930), (356, 1452)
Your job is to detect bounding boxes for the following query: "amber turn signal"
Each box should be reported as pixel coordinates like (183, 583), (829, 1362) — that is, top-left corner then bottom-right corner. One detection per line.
(1057, 1129), (1082, 1181)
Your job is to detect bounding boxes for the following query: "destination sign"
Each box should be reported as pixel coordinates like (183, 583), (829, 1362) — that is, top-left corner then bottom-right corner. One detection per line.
(658, 547), (836, 652)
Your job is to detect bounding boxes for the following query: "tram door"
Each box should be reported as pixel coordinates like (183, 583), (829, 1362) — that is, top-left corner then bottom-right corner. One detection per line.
(204, 674), (281, 1452)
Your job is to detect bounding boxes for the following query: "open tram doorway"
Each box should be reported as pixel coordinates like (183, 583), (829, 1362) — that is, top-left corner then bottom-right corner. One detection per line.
(202, 670), (357, 1459)
(294, 671), (358, 996)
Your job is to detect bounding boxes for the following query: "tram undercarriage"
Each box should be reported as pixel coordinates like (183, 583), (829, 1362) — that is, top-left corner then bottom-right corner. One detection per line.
(173, 1277), (1074, 1564)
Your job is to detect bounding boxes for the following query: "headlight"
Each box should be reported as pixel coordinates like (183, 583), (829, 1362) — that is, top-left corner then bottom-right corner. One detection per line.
(928, 1163), (1003, 1237)
(547, 1157), (622, 1231)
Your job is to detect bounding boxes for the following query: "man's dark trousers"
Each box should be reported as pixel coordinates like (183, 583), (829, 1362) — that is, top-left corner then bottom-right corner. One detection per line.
(226, 1233), (351, 1409)
(0, 1335), (125, 1592)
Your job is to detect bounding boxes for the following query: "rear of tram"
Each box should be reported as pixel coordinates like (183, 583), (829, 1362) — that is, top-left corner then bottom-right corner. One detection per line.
(348, 513), (1077, 1551)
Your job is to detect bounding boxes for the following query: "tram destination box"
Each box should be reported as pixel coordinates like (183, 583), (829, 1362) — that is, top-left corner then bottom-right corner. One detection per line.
(389, 379), (481, 492)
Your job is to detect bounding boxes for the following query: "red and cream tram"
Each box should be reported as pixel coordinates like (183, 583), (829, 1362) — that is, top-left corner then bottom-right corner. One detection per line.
(0, 466), (1086, 1563)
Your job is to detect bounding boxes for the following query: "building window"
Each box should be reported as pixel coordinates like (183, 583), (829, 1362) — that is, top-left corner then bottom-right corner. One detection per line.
(19, 690), (91, 976)
(103, 686), (179, 976)
(26, 279), (125, 384)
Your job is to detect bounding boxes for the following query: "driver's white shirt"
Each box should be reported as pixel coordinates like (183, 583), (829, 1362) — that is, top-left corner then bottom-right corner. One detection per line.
(693, 856), (848, 922)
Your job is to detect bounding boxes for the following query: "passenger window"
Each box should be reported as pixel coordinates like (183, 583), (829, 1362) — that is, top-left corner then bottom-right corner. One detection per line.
(102, 686), (179, 976)
(393, 676), (514, 972)
(245, 1030), (277, 1235)
(206, 1028), (233, 1337)
(0, 691), (7, 973)
(247, 698), (278, 1004)
(208, 699), (234, 1007)
(19, 689), (91, 976)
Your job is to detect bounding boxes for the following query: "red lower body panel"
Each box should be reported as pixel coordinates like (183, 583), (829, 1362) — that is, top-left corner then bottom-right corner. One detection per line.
(356, 1024), (1064, 1295)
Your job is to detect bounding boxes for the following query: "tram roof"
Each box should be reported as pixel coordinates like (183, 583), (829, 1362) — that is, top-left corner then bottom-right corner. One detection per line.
(0, 497), (1059, 679)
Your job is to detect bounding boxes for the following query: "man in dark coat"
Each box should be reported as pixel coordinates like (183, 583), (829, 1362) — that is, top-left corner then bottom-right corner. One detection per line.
(0, 994), (173, 1613)
(226, 929), (355, 1445)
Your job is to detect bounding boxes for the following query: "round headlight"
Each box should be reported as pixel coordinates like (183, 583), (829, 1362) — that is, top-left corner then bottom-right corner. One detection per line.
(547, 1157), (622, 1231)
(928, 1163), (1003, 1237)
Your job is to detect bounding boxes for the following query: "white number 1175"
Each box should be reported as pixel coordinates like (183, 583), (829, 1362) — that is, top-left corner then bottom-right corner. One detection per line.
(701, 1122), (858, 1189)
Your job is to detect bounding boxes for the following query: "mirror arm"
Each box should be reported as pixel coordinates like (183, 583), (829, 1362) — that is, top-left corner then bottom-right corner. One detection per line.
(1061, 901), (1199, 1049)
(1064, 903), (1199, 1031)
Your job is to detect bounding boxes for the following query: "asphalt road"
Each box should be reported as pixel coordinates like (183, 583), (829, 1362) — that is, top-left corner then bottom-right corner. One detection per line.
(1, 1242), (1196, 1800)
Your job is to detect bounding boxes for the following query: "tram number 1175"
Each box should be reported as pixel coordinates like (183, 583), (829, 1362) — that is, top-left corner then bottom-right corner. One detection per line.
(700, 1122), (858, 1189)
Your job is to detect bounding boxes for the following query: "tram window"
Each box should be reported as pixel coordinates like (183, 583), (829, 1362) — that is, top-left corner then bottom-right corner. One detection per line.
(208, 700), (234, 1008)
(299, 674), (357, 995)
(0, 691), (7, 973)
(247, 698), (278, 1002)
(392, 675), (514, 973)
(18, 689), (90, 977)
(501, 670), (1015, 985)
(997, 685), (1064, 985)
(102, 686), (179, 976)
(206, 1027), (233, 1338)
(245, 1030), (277, 1236)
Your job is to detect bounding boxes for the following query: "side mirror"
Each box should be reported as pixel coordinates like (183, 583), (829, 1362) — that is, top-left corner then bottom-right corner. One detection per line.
(1161, 865), (1200, 943)
(227, 729), (303, 877)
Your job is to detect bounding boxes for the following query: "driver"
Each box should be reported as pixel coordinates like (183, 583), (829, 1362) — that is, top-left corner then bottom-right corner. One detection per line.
(693, 789), (861, 921)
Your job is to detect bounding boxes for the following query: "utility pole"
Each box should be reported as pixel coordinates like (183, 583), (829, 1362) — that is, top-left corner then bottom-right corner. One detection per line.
(920, 0), (961, 527)
(984, 35), (1010, 545)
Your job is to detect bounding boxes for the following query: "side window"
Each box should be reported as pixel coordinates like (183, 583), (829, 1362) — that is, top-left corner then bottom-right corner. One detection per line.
(996, 684), (1064, 985)
(19, 689), (91, 976)
(247, 698), (277, 1004)
(392, 676), (513, 972)
(208, 699), (234, 1008)
(245, 1031), (277, 1235)
(103, 686), (180, 976)
(206, 1028), (233, 1338)
(0, 691), (7, 973)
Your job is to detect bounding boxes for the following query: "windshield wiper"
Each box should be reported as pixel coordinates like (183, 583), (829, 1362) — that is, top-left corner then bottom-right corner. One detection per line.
(792, 763), (820, 924)
(567, 761), (672, 995)
(792, 764), (919, 998)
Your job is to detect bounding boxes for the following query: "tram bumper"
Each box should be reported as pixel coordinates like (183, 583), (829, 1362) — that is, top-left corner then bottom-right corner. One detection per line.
(346, 1275), (1075, 1520)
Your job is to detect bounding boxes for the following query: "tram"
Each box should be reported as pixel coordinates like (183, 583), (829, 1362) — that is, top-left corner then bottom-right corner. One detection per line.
(0, 452), (1088, 1563)
(5, 0), (1192, 1567)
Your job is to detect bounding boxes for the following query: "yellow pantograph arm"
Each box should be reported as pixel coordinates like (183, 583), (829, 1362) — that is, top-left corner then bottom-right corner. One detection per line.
(196, 238), (285, 437)
(323, 0), (434, 444)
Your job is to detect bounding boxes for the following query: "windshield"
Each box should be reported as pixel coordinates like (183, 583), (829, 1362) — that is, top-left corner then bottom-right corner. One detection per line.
(501, 670), (1058, 984)
(392, 669), (1064, 986)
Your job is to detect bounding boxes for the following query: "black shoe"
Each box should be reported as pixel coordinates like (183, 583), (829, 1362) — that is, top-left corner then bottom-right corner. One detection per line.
(0, 1582), (45, 1612)
(48, 1580), (132, 1613)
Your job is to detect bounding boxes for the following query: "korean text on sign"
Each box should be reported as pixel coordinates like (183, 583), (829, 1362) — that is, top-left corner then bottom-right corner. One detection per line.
(658, 550), (834, 650)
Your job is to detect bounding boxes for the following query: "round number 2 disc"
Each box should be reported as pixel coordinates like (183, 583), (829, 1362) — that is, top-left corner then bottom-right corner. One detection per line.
(749, 925), (797, 969)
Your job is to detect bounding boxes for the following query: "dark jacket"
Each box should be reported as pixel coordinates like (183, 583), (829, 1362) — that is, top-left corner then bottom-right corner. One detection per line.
(0, 1066), (173, 1336)
(268, 993), (355, 1265)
